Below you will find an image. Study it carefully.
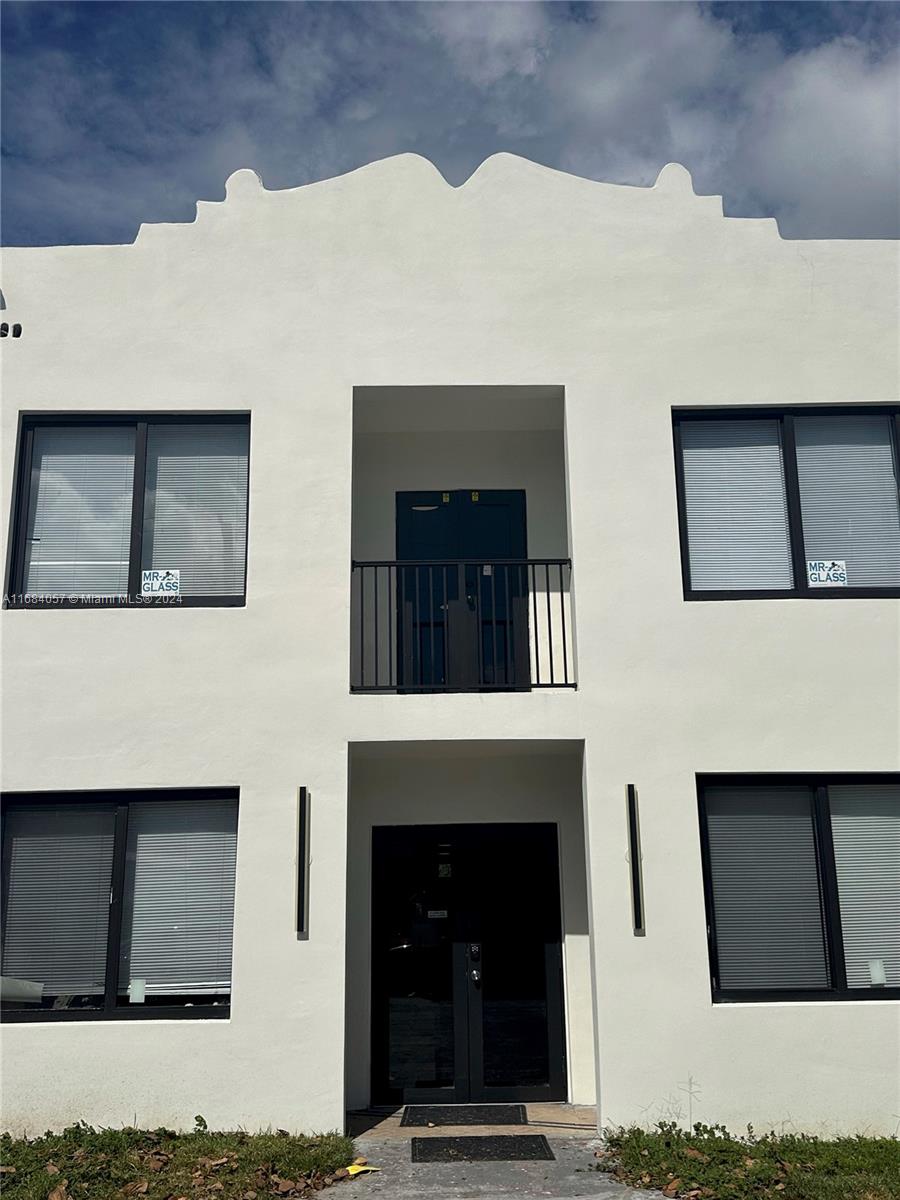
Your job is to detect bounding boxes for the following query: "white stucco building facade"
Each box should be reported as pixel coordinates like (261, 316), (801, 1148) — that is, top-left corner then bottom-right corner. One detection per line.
(1, 154), (898, 1136)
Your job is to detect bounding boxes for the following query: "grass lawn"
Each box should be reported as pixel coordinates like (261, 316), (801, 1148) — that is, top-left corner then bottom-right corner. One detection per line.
(0, 1121), (358, 1200)
(598, 1122), (900, 1200)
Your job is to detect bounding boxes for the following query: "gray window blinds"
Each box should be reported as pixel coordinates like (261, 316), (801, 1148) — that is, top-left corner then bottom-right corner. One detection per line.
(24, 426), (135, 596)
(794, 414), (900, 587)
(142, 423), (249, 596)
(1, 806), (115, 998)
(118, 798), (238, 997)
(680, 420), (793, 591)
(829, 784), (900, 988)
(704, 786), (829, 990)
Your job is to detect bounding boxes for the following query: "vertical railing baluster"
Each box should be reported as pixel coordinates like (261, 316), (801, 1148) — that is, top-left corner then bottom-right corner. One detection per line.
(531, 561), (540, 686)
(359, 565), (365, 690)
(414, 566), (421, 689)
(494, 564), (501, 691)
(503, 562), (512, 685)
(442, 563), (448, 687)
(373, 565), (379, 689)
(434, 564), (441, 691)
(559, 562), (568, 686)
(388, 565), (394, 689)
(545, 562), (554, 685)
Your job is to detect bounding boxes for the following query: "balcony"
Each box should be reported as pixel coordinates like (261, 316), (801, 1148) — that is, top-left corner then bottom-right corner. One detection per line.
(351, 558), (574, 692)
(350, 385), (575, 695)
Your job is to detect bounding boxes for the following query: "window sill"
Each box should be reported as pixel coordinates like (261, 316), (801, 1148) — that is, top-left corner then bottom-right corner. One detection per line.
(3, 596), (246, 609)
(685, 588), (900, 601)
(711, 990), (900, 1005)
(1, 1005), (231, 1023)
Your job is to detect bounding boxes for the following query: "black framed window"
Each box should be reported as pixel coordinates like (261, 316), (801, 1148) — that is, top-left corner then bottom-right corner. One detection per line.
(1, 788), (238, 1021)
(6, 414), (250, 607)
(673, 406), (900, 599)
(698, 775), (900, 1003)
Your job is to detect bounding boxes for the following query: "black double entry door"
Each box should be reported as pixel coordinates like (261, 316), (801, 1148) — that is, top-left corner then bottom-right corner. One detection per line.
(371, 824), (568, 1105)
(396, 489), (529, 691)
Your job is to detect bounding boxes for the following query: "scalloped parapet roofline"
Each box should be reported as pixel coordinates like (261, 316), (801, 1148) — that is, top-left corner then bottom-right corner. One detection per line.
(131, 151), (789, 247)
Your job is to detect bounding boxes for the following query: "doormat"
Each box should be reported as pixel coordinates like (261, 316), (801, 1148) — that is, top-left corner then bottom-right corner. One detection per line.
(411, 1135), (554, 1163)
(401, 1104), (527, 1128)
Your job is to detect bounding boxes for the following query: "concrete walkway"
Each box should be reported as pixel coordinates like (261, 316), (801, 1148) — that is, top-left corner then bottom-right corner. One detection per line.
(345, 1106), (659, 1200)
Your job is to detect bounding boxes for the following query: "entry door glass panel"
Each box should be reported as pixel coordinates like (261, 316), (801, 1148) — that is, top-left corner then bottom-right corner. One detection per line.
(372, 829), (457, 1095)
(477, 828), (552, 1088)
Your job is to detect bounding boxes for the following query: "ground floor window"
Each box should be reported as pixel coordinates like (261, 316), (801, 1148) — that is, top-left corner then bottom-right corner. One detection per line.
(0, 788), (237, 1021)
(698, 775), (899, 1002)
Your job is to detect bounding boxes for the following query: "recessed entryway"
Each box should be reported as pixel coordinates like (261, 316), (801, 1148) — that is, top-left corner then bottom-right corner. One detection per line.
(344, 740), (596, 1113)
(371, 823), (567, 1104)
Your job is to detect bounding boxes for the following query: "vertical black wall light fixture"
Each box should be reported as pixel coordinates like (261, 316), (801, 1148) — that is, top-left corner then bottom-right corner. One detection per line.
(626, 784), (645, 936)
(297, 787), (310, 937)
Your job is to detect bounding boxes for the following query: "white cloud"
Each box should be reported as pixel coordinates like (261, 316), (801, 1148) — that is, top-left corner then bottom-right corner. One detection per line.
(729, 38), (900, 237)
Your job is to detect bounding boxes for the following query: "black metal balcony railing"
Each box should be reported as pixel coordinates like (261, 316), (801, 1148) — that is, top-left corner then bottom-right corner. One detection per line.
(350, 559), (575, 692)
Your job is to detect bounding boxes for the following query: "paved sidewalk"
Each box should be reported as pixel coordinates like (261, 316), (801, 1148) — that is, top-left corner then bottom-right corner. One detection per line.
(348, 1134), (657, 1199)
(345, 1107), (658, 1200)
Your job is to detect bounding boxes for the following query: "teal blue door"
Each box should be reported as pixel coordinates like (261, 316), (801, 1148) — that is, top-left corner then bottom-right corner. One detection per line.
(395, 490), (529, 690)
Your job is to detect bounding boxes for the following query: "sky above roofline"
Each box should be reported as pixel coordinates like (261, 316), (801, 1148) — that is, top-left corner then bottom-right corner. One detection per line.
(2, 0), (898, 246)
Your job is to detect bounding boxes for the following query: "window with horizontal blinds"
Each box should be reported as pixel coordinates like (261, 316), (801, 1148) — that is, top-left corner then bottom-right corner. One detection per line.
(680, 419), (793, 591)
(795, 414), (900, 587)
(24, 426), (135, 596)
(142, 424), (249, 596)
(118, 799), (237, 997)
(704, 786), (830, 990)
(1, 806), (115, 1000)
(829, 784), (900, 988)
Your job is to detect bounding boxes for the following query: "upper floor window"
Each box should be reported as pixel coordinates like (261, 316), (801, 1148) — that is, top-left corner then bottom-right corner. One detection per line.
(1, 788), (238, 1021)
(6, 415), (250, 607)
(673, 407), (900, 598)
(699, 775), (900, 1003)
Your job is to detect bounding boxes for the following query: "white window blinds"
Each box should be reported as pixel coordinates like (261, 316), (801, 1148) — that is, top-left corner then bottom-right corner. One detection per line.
(1, 806), (115, 998)
(795, 413), (900, 587)
(705, 787), (829, 990)
(24, 426), (135, 596)
(118, 798), (238, 997)
(142, 423), (249, 596)
(680, 420), (793, 591)
(829, 784), (900, 989)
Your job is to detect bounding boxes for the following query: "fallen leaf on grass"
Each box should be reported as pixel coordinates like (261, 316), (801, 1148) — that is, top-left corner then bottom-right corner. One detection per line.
(662, 1179), (682, 1197)
(683, 1147), (709, 1162)
(46, 1162), (61, 1174)
(353, 1156), (368, 1165)
(48, 1183), (70, 1200)
(119, 1182), (148, 1197)
(145, 1152), (171, 1171)
(0, 1165), (16, 1174)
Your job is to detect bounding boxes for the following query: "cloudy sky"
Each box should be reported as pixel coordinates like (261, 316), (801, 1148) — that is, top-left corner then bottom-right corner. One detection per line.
(2, 1), (898, 245)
